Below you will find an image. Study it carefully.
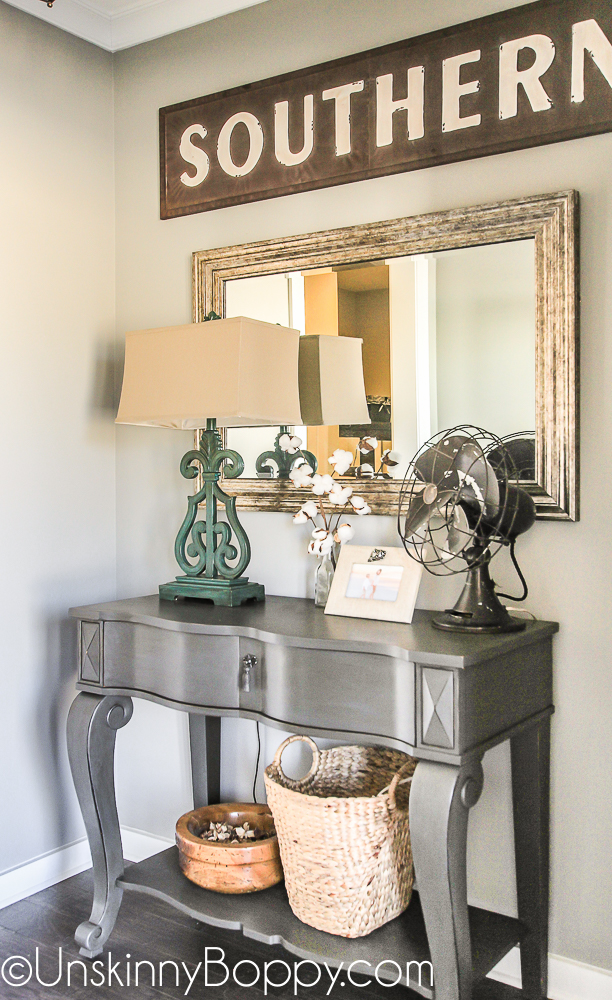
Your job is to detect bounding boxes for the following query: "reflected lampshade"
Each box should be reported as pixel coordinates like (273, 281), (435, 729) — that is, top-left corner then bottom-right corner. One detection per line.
(116, 317), (302, 429)
(298, 335), (370, 427)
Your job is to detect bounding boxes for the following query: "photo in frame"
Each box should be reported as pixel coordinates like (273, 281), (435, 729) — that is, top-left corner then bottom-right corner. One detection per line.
(325, 545), (423, 624)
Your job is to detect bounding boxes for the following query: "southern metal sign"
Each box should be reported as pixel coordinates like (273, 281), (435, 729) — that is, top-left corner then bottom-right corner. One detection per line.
(160, 0), (612, 218)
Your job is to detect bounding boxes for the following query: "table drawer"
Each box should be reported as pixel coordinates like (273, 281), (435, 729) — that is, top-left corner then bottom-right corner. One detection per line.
(103, 622), (239, 708)
(253, 643), (415, 744)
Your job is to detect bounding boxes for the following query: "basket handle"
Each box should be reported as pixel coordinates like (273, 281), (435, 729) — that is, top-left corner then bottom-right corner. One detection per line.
(380, 760), (415, 810)
(273, 734), (320, 786)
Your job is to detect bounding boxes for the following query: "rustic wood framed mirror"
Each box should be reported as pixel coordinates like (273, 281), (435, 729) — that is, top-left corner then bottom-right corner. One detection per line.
(193, 190), (578, 520)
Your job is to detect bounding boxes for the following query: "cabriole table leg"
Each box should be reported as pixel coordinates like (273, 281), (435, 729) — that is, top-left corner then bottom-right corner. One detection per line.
(67, 692), (133, 959)
(409, 757), (484, 1000)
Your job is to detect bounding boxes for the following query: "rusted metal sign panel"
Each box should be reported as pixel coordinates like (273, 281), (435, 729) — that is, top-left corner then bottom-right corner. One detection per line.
(160, 0), (612, 218)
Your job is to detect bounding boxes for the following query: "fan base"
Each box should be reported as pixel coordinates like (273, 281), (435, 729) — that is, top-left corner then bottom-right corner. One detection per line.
(431, 555), (527, 633)
(432, 612), (526, 634)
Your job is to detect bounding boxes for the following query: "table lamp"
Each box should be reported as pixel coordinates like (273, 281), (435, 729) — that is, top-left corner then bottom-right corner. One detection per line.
(256, 335), (371, 477)
(116, 317), (302, 606)
(298, 335), (370, 427)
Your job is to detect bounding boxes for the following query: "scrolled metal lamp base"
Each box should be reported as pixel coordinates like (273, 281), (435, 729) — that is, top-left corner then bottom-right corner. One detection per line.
(159, 419), (265, 607)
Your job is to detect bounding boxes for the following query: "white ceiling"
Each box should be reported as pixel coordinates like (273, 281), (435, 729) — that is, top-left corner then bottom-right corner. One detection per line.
(2, 0), (271, 51)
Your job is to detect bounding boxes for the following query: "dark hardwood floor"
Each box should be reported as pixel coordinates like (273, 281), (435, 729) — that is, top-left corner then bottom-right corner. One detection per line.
(0, 868), (523, 999)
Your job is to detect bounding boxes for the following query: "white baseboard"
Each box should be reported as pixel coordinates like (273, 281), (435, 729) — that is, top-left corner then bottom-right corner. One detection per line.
(2, 845), (611, 1000)
(489, 945), (612, 999)
(0, 839), (93, 910)
(0, 826), (173, 910)
(119, 826), (174, 864)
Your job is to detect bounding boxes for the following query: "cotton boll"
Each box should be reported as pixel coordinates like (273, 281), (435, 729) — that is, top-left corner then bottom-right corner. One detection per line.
(357, 464), (375, 478)
(311, 473), (335, 495)
(301, 499), (318, 518)
(311, 474), (326, 495)
(335, 523), (355, 543)
(359, 437), (377, 454)
(289, 464), (313, 487)
(329, 449), (354, 475)
(278, 433), (302, 454)
(330, 483), (353, 498)
(329, 485), (352, 506)
(319, 533), (335, 555)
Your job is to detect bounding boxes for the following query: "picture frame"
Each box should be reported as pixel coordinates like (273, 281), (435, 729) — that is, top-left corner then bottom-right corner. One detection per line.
(324, 545), (423, 624)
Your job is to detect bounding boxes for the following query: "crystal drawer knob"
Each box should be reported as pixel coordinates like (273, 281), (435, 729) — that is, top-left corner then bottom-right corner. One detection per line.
(241, 654), (258, 692)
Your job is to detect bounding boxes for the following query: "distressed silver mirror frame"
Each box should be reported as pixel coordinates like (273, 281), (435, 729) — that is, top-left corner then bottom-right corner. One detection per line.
(193, 190), (579, 520)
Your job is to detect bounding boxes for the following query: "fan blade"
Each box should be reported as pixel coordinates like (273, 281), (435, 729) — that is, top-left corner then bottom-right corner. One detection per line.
(401, 495), (432, 539)
(402, 489), (457, 540)
(446, 504), (471, 554)
(422, 500), (471, 562)
(453, 440), (500, 518)
(414, 435), (469, 486)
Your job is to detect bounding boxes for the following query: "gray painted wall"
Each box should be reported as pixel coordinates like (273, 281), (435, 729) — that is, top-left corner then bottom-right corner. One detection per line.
(112, 0), (612, 972)
(0, 4), (116, 870)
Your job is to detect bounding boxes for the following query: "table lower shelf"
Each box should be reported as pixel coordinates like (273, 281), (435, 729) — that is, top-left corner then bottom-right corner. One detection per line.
(118, 848), (524, 997)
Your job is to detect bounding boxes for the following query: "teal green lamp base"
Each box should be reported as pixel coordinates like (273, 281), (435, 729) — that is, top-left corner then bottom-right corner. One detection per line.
(159, 576), (265, 606)
(160, 418), (265, 607)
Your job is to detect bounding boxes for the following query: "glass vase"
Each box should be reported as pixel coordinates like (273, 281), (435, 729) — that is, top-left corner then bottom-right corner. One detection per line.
(314, 544), (339, 608)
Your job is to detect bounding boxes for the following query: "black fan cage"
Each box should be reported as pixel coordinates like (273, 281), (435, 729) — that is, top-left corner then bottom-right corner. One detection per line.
(489, 429), (536, 481)
(398, 425), (522, 576)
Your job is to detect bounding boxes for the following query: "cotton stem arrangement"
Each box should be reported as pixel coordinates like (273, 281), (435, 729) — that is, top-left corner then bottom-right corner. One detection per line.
(279, 435), (372, 558)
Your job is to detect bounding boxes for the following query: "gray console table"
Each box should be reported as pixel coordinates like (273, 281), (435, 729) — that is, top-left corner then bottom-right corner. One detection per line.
(67, 595), (556, 1000)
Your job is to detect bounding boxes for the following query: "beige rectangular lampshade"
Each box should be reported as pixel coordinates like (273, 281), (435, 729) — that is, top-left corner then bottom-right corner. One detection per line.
(116, 318), (302, 429)
(298, 335), (371, 427)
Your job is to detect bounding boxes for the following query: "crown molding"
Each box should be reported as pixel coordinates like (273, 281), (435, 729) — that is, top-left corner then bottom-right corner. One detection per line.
(3, 0), (113, 48)
(2, 0), (270, 51)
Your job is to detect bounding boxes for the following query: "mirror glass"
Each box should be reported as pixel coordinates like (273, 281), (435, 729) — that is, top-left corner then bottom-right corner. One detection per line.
(225, 238), (535, 482)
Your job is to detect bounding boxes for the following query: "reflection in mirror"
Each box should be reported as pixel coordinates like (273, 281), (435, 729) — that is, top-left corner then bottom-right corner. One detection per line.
(434, 241), (535, 437)
(225, 239), (535, 483)
(225, 272), (307, 477)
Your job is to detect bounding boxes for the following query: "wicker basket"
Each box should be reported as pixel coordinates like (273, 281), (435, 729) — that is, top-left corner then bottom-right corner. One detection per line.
(264, 735), (416, 938)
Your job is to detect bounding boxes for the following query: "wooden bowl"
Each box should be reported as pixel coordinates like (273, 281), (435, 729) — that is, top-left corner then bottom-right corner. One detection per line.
(175, 803), (283, 894)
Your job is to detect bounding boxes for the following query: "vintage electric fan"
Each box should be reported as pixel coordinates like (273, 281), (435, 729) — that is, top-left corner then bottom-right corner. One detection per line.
(398, 425), (536, 633)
